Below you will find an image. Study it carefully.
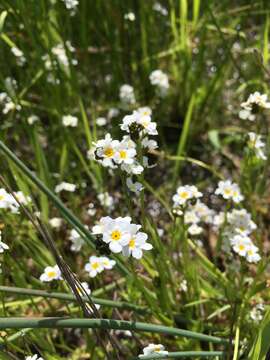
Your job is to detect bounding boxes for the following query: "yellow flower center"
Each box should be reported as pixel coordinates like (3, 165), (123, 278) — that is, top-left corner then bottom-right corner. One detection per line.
(119, 150), (127, 159)
(0, 195), (4, 201)
(129, 238), (136, 249)
(179, 191), (188, 199)
(224, 188), (232, 195)
(111, 230), (121, 241)
(239, 244), (245, 251)
(47, 271), (56, 278)
(91, 262), (99, 270)
(104, 147), (114, 158)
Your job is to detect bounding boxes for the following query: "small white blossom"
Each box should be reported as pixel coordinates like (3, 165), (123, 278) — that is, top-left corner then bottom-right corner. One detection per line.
(97, 192), (114, 210)
(27, 114), (39, 125)
(69, 229), (84, 252)
(149, 69), (169, 96)
(124, 12), (136, 21)
(139, 344), (168, 357)
(40, 265), (62, 282)
(55, 182), (76, 193)
(119, 84), (136, 106)
(215, 180), (244, 203)
(25, 355), (44, 360)
(49, 217), (63, 229)
(248, 132), (267, 160)
(84, 256), (115, 277)
(172, 185), (202, 207)
(188, 223), (203, 235)
(241, 92), (270, 111)
(239, 109), (255, 121)
(96, 117), (107, 126)
(62, 115), (78, 127)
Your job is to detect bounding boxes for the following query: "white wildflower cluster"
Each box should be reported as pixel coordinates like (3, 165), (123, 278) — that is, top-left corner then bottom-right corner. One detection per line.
(92, 216), (152, 259)
(119, 84), (136, 106)
(149, 69), (169, 96)
(0, 188), (31, 213)
(214, 208), (261, 263)
(40, 265), (62, 282)
(61, 0), (78, 15)
(62, 114), (78, 127)
(153, 2), (168, 16)
(124, 12), (136, 21)
(11, 47), (26, 66)
(241, 91), (270, 112)
(89, 107), (158, 191)
(49, 217), (63, 229)
(0, 92), (21, 115)
(55, 182), (76, 193)
(247, 132), (267, 160)
(215, 180), (244, 203)
(0, 231), (9, 253)
(43, 41), (77, 71)
(250, 303), (264, 322)
(84, 255), (116, 278)
(172, 185), (202, 209)
(184, 200), (215, 236)
(139, 344), (168, 357)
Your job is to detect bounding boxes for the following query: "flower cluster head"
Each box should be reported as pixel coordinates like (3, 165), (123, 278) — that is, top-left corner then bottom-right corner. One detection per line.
(215, 180), (244, 203)
(11, 46), (26, 66)
(241, 91), (270, 113)
(84, 255), (116, 278)
(62, 0), (78, 15)
(139, 344), (168, 357)
(55, 182), (76, 193)
(62, 114), (78, 127)
(40, 265), (62, 282)
(121, 107), (158, 136)
(0, 91), (21, 114)
(149, 69), (169, 96)
(43, 41), (77, 71)
(92, 216), (152, 259)
(231, 235), (260, 263)
(0, 188), (31, 213)
(172, 185), (202, 208)
(247, 132), (267, 160)
(119, 84), (136, 106)
(214, 208), (260, 263)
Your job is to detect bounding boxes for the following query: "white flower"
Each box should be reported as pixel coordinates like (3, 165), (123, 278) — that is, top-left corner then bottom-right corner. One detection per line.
(55, 182), (76, 193)
(27, 115), (39, 125)
(119, 84), (136, 105)
(102, 217), (132, 253)
(84, 256), (115, 277)
(114, 139), (137, 165)
(96, 117), (107, 126)
(172, 185), (202, 207)
(122, 224), (152, 259)
(141, 137), (158, 151)
(97, 192), (114, 210)
(180, 279), (188, 292)
(84, 256), (104, 277)
(227, 209), (257, 236)
(215, 180), (244, 203)
(11, 47), (26, 66)
(149, 69), (169, 96)
(0, 188), (14, 209)
(231, 235), (252, 257)
(239, 109), (255, 121)
(246, 245), (261, 263)
(40, 265), (62, 282)
(191, 201), (214, 224)
(62, 0), (78, 14)
(69, 229), (84, 252)
(124, 12), (136, 21)
(126, 177), (144, 194)
(62, 115), (78, 127)
(139, 344), (168, 357)
(49, 217), (63, 229)
(241, 92), (270, 111)
(25, 355), (44, 360)
(121, 161), (144, 175)
(184, 210), (200, 224)
(95, 133), (120, 168)
(188, 223), (203, 235)
(248, 132), (267, 160)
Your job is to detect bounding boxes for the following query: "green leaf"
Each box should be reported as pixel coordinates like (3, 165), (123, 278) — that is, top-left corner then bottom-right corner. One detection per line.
(0, 10), (8, 34)
(249, 307), (270, 359)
